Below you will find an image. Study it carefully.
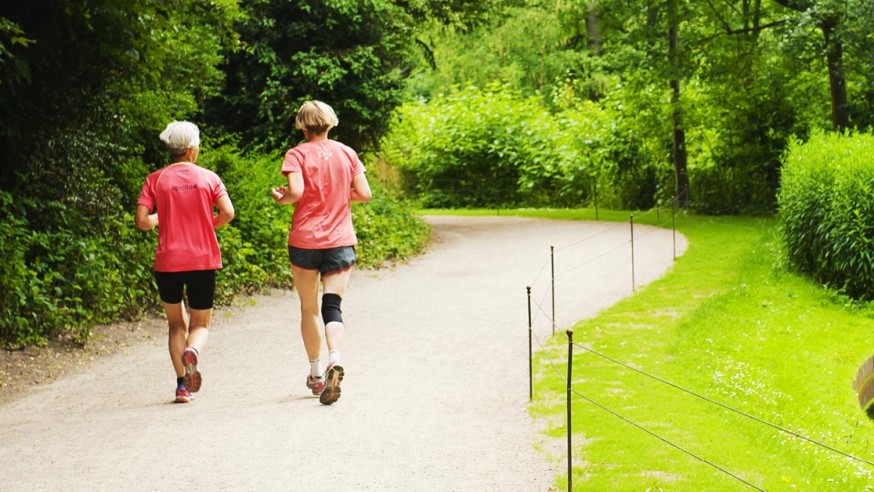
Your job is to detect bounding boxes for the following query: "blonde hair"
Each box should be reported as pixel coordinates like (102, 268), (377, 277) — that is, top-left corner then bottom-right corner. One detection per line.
(295, 100), (339, 134)
(159, 121), (200, 156)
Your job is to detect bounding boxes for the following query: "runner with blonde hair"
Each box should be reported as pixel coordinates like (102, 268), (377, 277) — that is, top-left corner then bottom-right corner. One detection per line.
(271, 101), (372, 405)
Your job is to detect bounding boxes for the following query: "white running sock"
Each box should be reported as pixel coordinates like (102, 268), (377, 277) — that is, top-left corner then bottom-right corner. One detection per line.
(328, 350), (341, 366)
(309, 359), (322, 378)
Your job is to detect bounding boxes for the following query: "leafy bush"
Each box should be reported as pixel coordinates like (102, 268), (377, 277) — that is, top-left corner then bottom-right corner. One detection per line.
(204, 144), (294, 302)
(779, 131), (874, 299)
(380, 83), (668, 210)
(690, 83), (797, 215)
(0, 192), (157, 347)
(381, 83), (542, 208)
(352, 180), (431, 268)
(0, 145), (429, 347)
(691, 164), (774, 216)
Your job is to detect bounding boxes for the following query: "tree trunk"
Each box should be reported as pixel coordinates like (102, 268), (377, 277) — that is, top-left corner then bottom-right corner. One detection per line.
(772, 0), (849, 130)
(667, 0), (690, 207)
(822, 17), (849, 130)
(585, 2), (602, 55)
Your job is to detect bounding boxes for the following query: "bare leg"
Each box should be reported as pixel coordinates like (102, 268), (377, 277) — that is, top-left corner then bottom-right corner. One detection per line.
(318, 267), (352, 405)
(291, 264), (322, 360)
(187, 308), (212, 354)
(322, 267), (354, 353)
(163, 302), (189, 378)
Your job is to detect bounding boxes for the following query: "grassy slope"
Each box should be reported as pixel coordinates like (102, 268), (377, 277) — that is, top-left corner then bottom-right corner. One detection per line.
(431, 209), (874, 490)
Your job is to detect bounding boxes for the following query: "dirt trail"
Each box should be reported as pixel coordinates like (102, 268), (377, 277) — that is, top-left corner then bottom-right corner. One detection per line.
(0, 215), (685, 491)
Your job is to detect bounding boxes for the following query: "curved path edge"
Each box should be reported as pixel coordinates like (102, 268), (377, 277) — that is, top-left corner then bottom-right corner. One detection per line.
(0, 215), (686, 491)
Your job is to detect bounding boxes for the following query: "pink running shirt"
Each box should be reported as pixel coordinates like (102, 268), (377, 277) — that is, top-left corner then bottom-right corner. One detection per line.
(281, 139), (365, 249)
(137, 163), (229, 272)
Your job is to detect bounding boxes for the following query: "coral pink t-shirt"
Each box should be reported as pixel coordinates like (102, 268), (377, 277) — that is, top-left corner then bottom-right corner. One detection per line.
(137, 163), (228, 272)
(281, 139), (365, 249)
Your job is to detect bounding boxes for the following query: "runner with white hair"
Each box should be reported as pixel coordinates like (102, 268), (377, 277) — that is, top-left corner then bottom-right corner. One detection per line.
(135, 120), (235, 403)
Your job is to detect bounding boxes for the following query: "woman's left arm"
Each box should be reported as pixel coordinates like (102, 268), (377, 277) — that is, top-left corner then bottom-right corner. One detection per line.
(135, 205), (159, 231)
(350, 172), (372, 203)
(213, 195), (235, 228)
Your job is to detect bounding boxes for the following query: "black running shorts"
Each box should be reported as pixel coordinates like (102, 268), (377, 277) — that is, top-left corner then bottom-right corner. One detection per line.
(288, 246), (356, 274)
(153, 270), (217, 309)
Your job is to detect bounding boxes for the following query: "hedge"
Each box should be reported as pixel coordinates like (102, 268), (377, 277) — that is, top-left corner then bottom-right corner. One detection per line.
(779, 131), (874, 299)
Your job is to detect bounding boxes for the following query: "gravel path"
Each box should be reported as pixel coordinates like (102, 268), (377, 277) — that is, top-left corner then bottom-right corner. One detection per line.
(0, 215), (685, 491)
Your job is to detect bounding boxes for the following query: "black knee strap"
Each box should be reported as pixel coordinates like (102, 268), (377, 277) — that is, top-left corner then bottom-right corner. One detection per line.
(321, 293), (343, 324)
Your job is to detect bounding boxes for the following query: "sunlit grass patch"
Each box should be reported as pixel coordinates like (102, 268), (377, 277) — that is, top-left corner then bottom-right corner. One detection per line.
(503, 209), (874, 491)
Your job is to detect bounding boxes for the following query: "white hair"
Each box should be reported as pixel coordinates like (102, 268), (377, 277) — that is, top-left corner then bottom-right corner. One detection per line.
(159, 121), (200, 156)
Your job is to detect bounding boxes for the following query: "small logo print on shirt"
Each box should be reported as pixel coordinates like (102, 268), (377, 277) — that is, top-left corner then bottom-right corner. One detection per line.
(318, 149), (333, 160)
(171, 184), (199, 192)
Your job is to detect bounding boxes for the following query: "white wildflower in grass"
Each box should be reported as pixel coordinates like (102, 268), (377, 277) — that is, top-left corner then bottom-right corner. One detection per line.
(709, 354), (785, 407)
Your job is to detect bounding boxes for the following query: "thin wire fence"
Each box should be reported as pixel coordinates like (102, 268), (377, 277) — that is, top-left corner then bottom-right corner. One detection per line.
(522, 203), (874, 491)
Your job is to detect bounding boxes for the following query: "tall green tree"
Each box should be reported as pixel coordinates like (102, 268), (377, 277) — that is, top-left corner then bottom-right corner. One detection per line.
(0, 0), (240, 209)
(205, 0), (497, 151)
(0, 0), (242, 346)
(666, 0), (690, 207)
(771, 0), (874, 130)
(407, 2), (594, 101)
(772, 0), (846, 130)
(578, 0), (697, 207)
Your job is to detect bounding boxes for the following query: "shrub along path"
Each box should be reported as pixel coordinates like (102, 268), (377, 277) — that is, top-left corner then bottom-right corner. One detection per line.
(0, 215), (684, 490)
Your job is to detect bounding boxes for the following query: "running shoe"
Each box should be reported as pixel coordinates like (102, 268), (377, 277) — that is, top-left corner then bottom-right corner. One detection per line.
(306, 374), (326, 396)
(181, 348), (202, 393)
(174, 385), (193, 404)
(319, 363), (344, 405)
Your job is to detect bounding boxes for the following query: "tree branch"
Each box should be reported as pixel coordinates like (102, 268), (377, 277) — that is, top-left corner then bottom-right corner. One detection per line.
(771, 0), (813, 13)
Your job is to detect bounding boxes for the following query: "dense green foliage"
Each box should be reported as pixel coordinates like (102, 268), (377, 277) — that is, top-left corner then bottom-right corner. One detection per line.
(4, 0), (874, 345)
(0, 142), (428, 347)
(205, 0), (410, 150)
(204, 0), (496, 151)
(0, 191), (156, 346)
(0, 2), (244, 346)
(380, 83), (670, 209)
(383, 84), (555, 208)
(0, 0), (240, 205)
(0, 0), (447, 346)
(388, 0), (874, 214)
(778, 131), (874, 300)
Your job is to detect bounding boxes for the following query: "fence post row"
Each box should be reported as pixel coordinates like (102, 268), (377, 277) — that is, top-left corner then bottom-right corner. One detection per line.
(526, 203), (684, 489)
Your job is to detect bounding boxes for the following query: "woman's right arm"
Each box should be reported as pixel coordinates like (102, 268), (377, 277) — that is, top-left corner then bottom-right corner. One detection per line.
(271, 171), (304, 205)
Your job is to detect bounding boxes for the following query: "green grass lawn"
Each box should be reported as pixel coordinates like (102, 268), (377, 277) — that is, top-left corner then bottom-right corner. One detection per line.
(430, 208), (874, 491)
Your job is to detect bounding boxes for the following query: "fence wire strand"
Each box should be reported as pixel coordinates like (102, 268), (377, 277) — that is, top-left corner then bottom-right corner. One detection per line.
(530, 331), (765, 490)
(568, 387), (767, 491)
(553, 226), (621, 252)
(528, 255), (553, 291)
(524, 207), (874, 489)
(529, 286), (555, 327)
(573, 342), (874, 468)
(553, 238), (632, 280)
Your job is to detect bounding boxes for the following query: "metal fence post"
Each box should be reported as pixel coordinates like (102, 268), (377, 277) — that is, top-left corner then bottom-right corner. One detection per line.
(566, 328), (574, 492)
(551, 246), (556, 335)
(527, 286), (533, 401)
(630, 214), (636, 292)
(672, 195), (677, 261)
